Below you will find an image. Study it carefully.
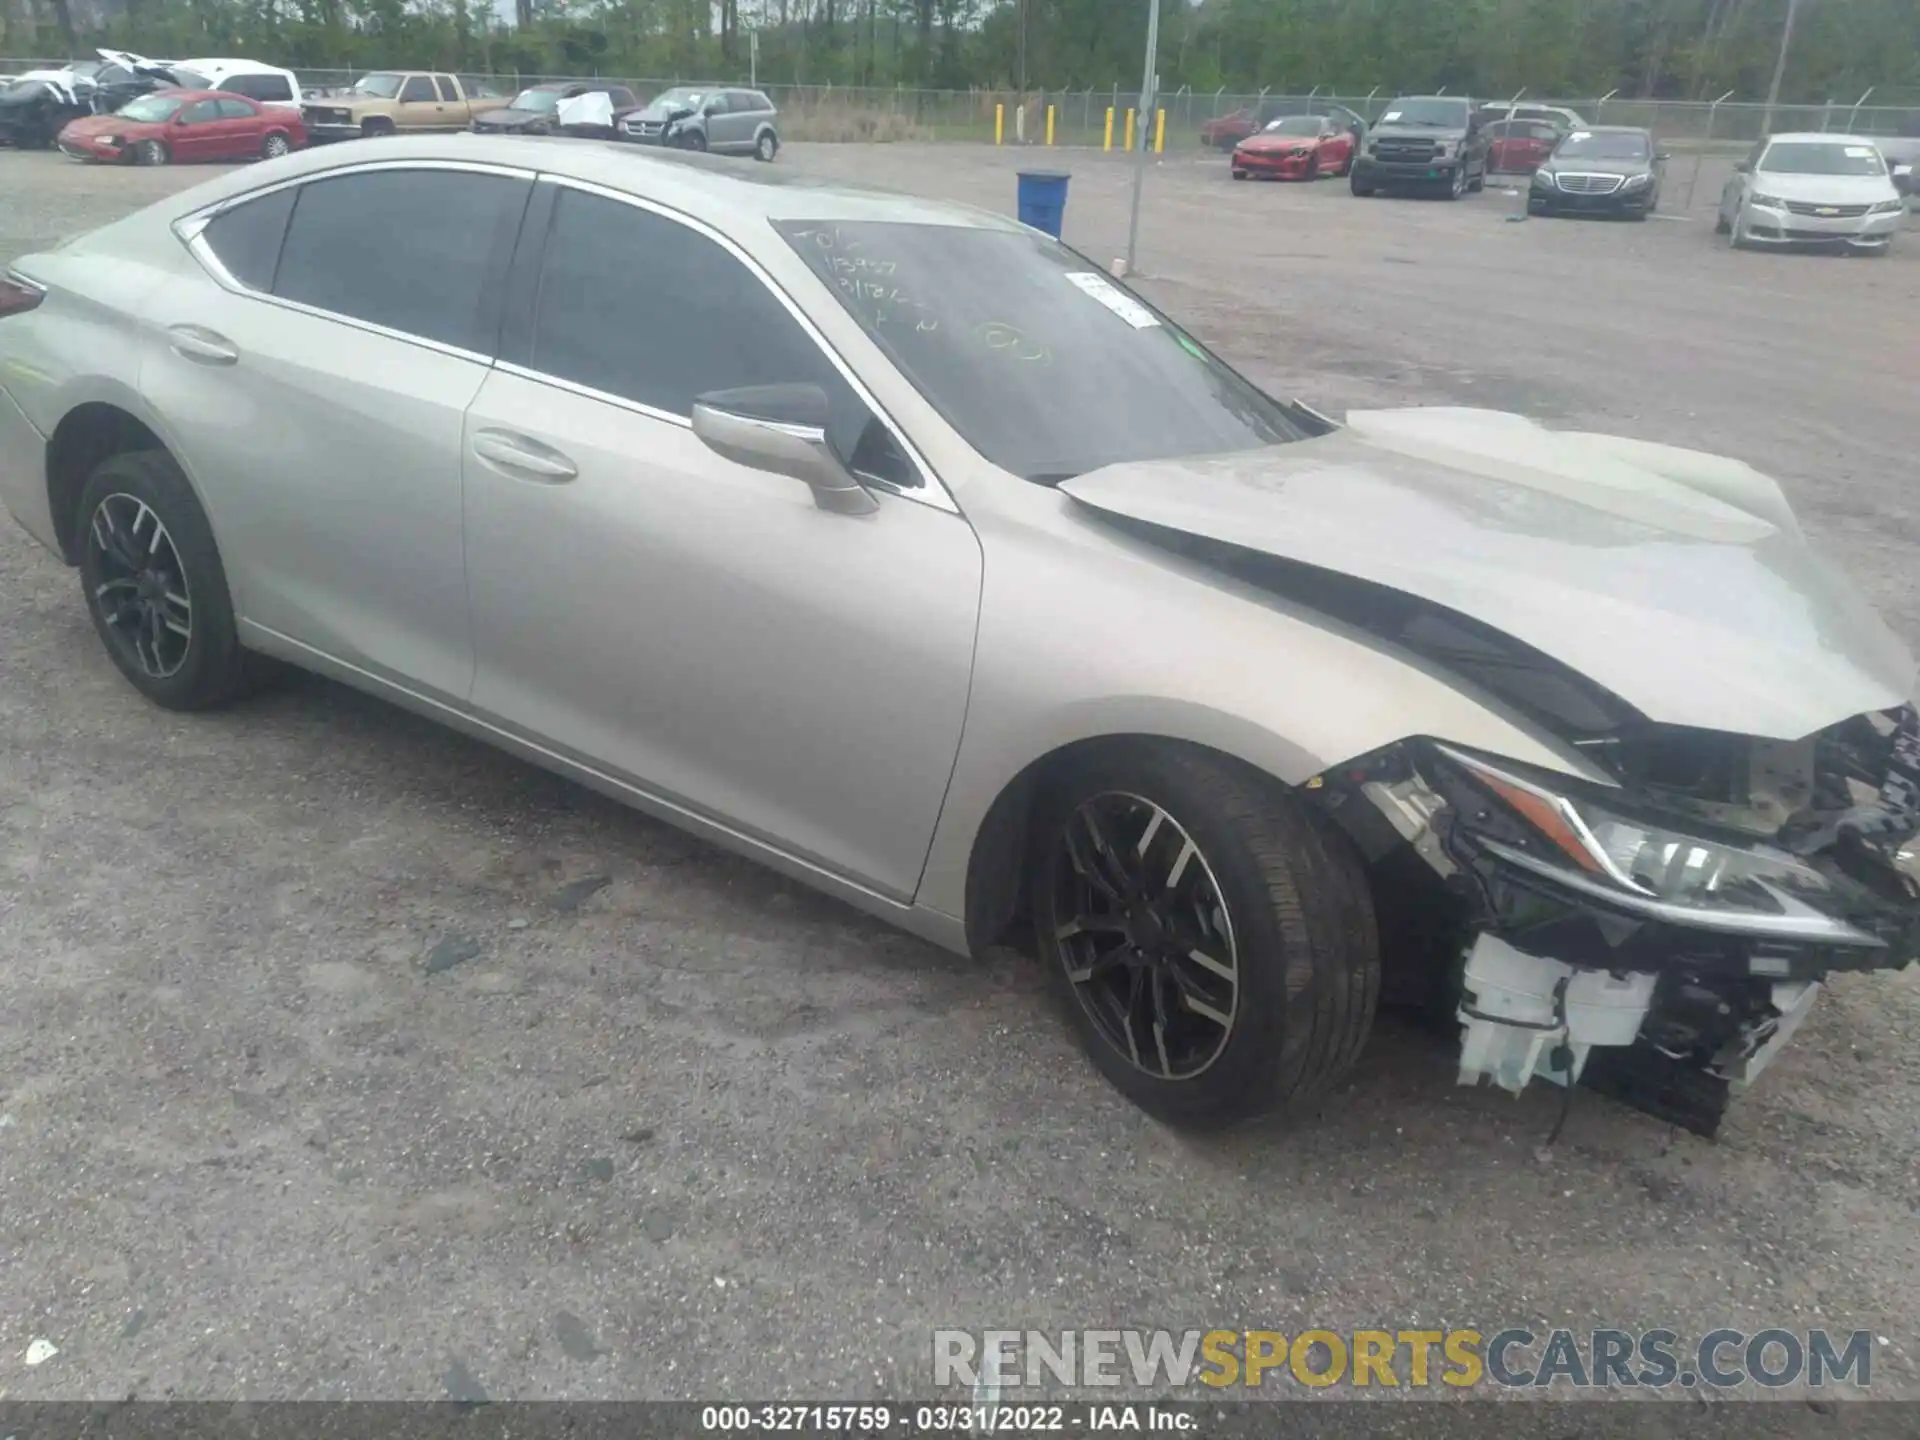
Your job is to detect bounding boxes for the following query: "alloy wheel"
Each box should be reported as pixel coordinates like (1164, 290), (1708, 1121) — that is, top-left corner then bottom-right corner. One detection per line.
(262, 133), (289, 158)
(87, 493), (192, 680)
(1049, 792), (1240, 1080)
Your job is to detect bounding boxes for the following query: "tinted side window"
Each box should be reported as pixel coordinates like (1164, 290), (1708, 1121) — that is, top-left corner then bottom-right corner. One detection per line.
(216, 98), (255, 120)
(527, 189), (909, 482)
(434, 76), (458, 102)
(235, 73), (293, 103)
(275, 169), (529, 353)
(200, 187), (296, 292)
(399, 76), (435, 102)
(609, 87), (636, 108)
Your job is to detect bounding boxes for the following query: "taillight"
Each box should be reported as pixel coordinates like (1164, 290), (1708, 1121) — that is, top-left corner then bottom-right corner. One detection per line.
(0, 274), (43, 318)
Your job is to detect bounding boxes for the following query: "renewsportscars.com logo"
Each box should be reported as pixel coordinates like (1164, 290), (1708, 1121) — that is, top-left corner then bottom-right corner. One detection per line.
(933, 1327), (1877, 1392)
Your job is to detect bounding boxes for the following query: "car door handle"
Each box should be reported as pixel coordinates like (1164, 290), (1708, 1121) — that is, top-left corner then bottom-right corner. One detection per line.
(472, 429), (578, 482)
(167, 324), (239, 366)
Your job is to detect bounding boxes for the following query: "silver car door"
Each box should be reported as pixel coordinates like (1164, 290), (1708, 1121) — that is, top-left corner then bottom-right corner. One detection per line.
(146, 163), (531, 700)
(720, 90), (756, 151)
(461, 182), (981, 900)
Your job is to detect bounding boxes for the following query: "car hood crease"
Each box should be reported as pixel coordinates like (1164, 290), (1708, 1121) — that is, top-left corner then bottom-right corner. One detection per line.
(1057, 407), (1915, 741)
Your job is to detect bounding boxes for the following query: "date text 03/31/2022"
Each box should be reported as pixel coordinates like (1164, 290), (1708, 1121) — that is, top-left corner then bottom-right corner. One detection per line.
(700, 1406), (1193, 1433)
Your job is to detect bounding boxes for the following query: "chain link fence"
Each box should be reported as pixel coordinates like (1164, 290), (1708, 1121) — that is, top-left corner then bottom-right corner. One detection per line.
(5, 58), (1917, 150)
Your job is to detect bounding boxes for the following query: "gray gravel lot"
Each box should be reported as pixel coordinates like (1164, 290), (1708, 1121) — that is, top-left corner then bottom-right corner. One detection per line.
(2, 143), (1918, 1407)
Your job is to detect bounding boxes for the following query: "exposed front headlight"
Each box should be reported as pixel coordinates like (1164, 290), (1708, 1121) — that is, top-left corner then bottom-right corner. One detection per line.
(1750, 191), (1788, 208)
(1622, 171), (1652, 188)
(1530, 169), (1554, 188)
(1870, 198), (1905, 213)
(1434, 744), (1883, 946)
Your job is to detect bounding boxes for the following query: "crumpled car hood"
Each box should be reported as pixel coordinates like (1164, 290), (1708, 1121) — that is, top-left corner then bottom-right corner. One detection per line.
(1058, 406), (1915, 741)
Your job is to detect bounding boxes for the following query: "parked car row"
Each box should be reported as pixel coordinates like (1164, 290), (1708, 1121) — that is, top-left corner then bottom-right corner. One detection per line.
(1223, 90), (1907, 253)
(2, 56), (785, 168)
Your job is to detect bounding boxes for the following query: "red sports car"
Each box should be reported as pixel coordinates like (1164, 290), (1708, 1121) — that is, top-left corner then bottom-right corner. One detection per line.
(57, 88), (305, 166)
(1231, 115), (1355, 181)
(1485, 118), (1565, 175)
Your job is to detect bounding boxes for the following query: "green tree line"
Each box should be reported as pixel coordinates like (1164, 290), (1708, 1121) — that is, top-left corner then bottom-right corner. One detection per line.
(2, 0), (1916, 103)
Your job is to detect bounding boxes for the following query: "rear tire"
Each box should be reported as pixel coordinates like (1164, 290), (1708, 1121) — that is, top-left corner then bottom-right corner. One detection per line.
(76, 450), (256, 712)
(754, 130), (778, 162)
(1468, 164), (1485, 193)
(1032, 742), (1380, 1131)
(133, 138), (169, 166)
(260, 130), (291, 160)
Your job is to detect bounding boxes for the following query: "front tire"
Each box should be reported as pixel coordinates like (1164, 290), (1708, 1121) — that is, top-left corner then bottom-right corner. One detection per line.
(1349, 171), (1374, 197)
(1442, 165), (1466, 200)
(361, 117), (395, 139)
(77, 450), (253, 712)
(133, 138), (169, 166)
(754, 130), (778, 162)
(1304, 155), (1319, 181)
(1033, 743), (1380, 1131)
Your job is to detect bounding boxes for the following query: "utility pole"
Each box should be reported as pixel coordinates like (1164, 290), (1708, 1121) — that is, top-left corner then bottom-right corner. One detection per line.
(1761, 0), (1801, 135)
(1123, 0), (1161, 276)
(1016, 0), (1026, 93)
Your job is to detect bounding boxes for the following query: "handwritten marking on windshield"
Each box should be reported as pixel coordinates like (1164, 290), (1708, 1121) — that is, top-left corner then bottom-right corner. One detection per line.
(976, 322), (1048, 361)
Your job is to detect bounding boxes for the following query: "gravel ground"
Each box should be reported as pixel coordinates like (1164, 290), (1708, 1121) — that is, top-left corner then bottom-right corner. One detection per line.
(1, 143), (1918, 1410)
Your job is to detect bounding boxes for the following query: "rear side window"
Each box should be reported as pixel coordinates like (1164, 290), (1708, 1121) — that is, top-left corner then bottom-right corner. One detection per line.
(215, 98), (255, 120)
(273, 169), (529, 353)
(227, 73), (292, 103)
(435, 76), (459, 102)
(199, 187), (297, 292)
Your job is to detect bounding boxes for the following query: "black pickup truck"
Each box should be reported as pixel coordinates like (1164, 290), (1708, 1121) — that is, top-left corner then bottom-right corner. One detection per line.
(1349, 94), (1491, 200)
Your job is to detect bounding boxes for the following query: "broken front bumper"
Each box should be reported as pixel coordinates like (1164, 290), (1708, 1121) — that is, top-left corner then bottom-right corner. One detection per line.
(1310, 717), (1920, 1135)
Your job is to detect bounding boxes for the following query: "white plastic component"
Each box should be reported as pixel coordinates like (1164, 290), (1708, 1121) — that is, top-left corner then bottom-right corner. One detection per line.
(1721, 981), (1821, 1090)
(1455, 934), (1659, 1095)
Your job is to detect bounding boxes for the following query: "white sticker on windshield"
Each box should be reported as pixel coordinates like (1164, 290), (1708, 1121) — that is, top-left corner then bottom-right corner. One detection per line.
(1844, 146), (1875, 157)
(1568, 130), (1591, 141)
(1380, 110), (1402, 122)
(1064, 271), (1160, 329)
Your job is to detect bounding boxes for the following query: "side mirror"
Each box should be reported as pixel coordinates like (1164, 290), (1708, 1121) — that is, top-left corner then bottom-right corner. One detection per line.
(1656, 151), (1672, 161)
(703, 101), (722, 117)
(1733, 159), (1751, 173)
(691, 383), (877, 517)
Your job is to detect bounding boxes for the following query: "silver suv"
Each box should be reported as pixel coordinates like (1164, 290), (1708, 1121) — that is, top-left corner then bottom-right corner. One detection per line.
(616, 85), (780, 160)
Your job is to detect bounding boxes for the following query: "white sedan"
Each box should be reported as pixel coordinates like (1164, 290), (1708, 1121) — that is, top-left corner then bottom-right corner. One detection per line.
(1716, 132), (1906, 253)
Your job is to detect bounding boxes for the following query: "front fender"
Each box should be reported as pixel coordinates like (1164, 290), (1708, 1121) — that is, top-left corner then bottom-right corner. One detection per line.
(912, 482), (1613, 921)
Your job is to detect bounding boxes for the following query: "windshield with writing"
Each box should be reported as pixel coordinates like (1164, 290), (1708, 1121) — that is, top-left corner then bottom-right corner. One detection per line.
(353, 73), (404, 99)
(1557, 132), (1649, 161)
(510, 88), (562, 112)
(116, 94), (183, 122)
(1382, 99), (1470, 128)
(1760, 142), (1887, 176)
(655, 88), (706, 110)
(775, 220), (1312, 483)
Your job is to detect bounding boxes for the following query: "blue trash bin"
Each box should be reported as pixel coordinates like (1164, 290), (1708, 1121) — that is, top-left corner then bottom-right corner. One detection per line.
(1016, 170), (1071, 239)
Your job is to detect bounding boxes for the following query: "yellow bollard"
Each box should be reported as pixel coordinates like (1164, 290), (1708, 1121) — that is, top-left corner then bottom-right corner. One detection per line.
(1046, 105), (1055, 146)
(995, 103), (1004, 146)
(1154, 108), (1165, 154)
(1124, 108), (1136, 151)
(1103, 107), (1114, 151)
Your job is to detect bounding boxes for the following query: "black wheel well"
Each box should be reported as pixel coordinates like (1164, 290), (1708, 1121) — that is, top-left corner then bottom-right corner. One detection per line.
(963, 733), (1288, 954)
(45, 403), (165, 564)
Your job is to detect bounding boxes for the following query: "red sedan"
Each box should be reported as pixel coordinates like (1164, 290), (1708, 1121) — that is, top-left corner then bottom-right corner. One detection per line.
(1231, 115), (1356, 181)
(58, 88), (305, 166)
(1485, 118), (1565, 175)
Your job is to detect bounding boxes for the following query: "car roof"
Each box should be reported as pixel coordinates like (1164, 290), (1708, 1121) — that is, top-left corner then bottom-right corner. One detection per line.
(177, 58), (294, 73)
(174, 132), (1026, 233)
(1765, 131), (1876, 144)
(1565, 124), (1651, 135)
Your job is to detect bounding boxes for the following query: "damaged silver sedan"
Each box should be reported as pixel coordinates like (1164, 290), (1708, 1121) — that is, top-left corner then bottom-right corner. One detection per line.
(0, 135), (1913, 1138)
